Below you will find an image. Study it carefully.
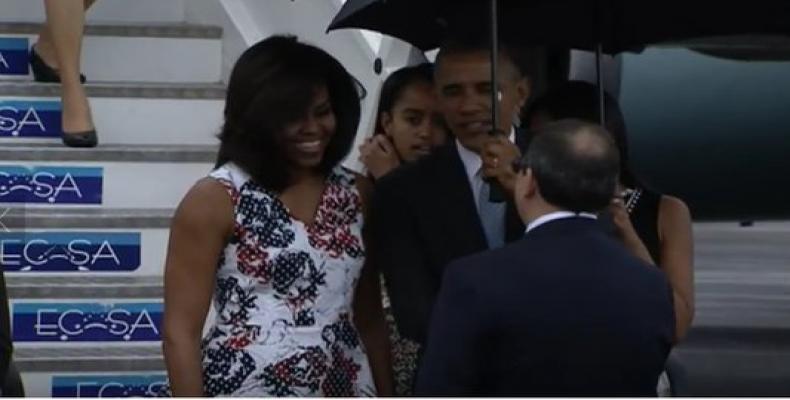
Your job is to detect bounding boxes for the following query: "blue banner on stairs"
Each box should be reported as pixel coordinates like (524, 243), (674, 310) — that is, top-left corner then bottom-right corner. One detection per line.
(0, 165), (102, 204)
(0, 232), (141, 272)
(0, 38), (29, 76)
(52, 374), (167, 398)
(13, 302), (162, 342)
(0, 100), (62, 138)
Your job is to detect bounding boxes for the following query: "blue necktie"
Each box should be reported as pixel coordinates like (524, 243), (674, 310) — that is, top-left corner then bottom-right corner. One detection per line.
(478, 180), (506, 249)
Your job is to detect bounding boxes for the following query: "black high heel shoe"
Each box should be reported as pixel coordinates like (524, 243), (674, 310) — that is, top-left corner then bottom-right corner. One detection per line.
(29, 46), (86, 84)
(62, 130), (98, 148)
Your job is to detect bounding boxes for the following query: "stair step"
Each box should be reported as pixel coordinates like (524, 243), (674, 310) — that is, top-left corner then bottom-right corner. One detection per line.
(15, 346), (164, 372)
(7, 276), (162, 299)
(0, 208), (173, 229)
(0, 83), (223, 145)
(0, 22), (222, 39)
(673, 327), (790, 396)
(0, 81), (225, 99)
(0, 23), (222, 83)
(0, 143), (217, 163)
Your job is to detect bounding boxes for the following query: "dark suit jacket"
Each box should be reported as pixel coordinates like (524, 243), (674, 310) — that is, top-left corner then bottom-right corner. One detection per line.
(368, 134), (526, 345)
(414, 217), (675, 396)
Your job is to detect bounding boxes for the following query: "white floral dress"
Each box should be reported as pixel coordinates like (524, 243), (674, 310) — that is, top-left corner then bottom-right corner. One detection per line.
(196, 163), (375, 397)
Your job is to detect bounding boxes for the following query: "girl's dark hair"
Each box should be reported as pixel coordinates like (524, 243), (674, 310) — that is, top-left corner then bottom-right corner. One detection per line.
(524, 80), (641, 188)
(215, 35), (362, 191)
(374, 63), (435, 134)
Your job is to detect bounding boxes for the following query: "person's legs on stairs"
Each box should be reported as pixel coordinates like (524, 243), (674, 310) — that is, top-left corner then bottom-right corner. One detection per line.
(42, 0), (98, 147)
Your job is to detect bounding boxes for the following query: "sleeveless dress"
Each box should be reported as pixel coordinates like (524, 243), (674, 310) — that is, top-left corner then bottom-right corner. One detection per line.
(622, 187), (679, 396)
(197, 163), (376, 397)
(627, 188), (662, 265)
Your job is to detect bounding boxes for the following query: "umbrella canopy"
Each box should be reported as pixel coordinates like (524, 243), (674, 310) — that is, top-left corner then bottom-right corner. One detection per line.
(328, 0), (790, 54)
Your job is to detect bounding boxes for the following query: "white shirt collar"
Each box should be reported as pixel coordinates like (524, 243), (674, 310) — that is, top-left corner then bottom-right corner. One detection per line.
(525, 211), (598, 233)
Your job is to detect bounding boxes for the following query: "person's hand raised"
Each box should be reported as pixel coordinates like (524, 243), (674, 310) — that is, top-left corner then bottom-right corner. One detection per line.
(359, 134), (401, 179)
(481, 135), (521, 196)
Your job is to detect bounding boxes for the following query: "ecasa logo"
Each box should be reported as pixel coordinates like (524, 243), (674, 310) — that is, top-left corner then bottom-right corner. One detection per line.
(0, 166), (102, 204)
(52, 375), (167, 397)
(0, 232), (141, 272)
(13, 302), (162, 342)
(0, 101), (61, 138)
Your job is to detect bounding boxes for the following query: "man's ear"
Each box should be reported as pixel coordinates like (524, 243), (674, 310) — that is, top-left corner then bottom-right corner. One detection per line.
(515, 167), (537, 203)
(516, 77), (530, 110)
(524, 167), (538, 198)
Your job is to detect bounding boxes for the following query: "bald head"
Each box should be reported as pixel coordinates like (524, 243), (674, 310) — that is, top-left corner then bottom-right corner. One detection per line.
(524, 119), (620, 212)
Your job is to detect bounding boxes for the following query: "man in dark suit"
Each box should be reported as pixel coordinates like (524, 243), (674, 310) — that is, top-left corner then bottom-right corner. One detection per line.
(415, 120), (676, 396)
(367, 34), (531, 348)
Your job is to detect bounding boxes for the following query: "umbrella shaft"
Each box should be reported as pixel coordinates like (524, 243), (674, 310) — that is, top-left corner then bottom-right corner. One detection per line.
(490, 0), (499, 132)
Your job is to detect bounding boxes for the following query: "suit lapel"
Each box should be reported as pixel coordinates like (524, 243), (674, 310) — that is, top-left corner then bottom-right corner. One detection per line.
(430, 144), (488, 253)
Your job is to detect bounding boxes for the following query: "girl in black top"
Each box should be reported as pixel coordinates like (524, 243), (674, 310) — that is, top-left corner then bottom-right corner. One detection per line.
(358, 63), (448, 179)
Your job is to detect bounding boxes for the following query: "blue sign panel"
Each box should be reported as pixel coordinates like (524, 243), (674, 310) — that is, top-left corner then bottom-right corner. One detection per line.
(0, 100), (62, 138)
(0, 165), (102, 204)
(0, 232), (141, 272)
(52, 375), (168, 398)
(0, 38), (29, 75)
(13, 302), (162, 342)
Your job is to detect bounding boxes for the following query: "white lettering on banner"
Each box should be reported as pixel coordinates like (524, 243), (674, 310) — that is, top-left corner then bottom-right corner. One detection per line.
(0, 107), (17, 132)
(107, 309), (131, 336)
(72, 379), (168, 397)
(66, 239), (91, 265)
(0, 172), (85, 202)
(0, 239), (21, 266)
(75, 381), (100, 397)
(29, 171), (54, 198)
(23, 239), (49, 266)
(34, 308), (60, 336)
(147, 381), (167, 397)
(92, 241), (121, 265)
(57, 309), (84, 336)
(128, 309), (159, 338)
(19, 107), (45, 132)
(53, 172), (83, 200)
(32, 307), (159, 340)
(0, 106), (46, 135)
(97, 382), (125, 397)
(0, 52), (9, 69)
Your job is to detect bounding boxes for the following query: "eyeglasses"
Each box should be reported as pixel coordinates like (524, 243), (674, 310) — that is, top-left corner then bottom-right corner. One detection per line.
(511, 155), (530, 174)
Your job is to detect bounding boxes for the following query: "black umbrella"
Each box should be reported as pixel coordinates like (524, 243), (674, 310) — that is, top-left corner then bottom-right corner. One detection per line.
(329, 0), (790, 53)
(329, 0), (790, 116)
(329, 0), (790, 199)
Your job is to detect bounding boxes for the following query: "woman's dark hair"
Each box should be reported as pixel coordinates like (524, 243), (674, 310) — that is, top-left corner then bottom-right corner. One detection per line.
(524, 80), (640, 188)
(374, 63), (435, 134)
(215, 35), (362, 191)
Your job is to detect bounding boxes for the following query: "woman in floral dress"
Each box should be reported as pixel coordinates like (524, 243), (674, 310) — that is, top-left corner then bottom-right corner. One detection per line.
(161, 35), (393, 397)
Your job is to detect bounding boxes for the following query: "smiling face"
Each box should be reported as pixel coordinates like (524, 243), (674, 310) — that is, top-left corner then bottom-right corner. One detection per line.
(435, 49), (529, 153)
(279, 85), (337, 170)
